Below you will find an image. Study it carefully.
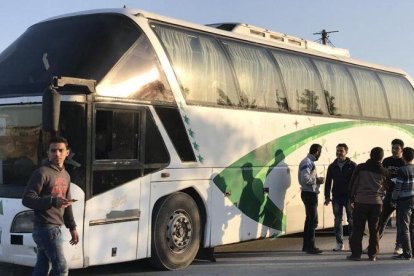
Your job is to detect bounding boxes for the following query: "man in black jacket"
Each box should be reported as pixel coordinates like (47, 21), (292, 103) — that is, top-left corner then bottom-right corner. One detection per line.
(379, 139), (405, 254)
(324, 143), (356, 251)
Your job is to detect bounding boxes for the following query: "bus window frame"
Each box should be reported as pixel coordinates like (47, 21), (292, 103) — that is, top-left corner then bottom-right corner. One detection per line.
(90, 103), (145, 197)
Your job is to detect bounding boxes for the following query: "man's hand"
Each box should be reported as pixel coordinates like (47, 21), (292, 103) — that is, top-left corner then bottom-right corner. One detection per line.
(69, 228), (79, 245)
(316, 177), (325, 185)
(324, 198), (331, 206)
(52, 197), (72, 208)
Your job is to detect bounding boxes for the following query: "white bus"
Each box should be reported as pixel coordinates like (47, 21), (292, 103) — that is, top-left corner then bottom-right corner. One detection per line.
(0, 8), (413, 271)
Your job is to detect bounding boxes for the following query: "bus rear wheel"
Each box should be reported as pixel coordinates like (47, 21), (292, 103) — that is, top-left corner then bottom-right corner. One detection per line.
(150, 192), (201, 270)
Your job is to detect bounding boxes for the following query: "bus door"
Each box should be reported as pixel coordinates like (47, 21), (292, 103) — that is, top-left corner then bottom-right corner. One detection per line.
(85, 107), (144, 266)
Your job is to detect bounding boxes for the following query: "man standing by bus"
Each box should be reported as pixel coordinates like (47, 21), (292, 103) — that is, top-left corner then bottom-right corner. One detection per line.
(392, 147), (414, 260)
(299, 144), (324, 254)
(378, 139), (405, 254)
(22, 136), (79, 276)
(347, 147), (388, 261)
(324, 143), (356, 251)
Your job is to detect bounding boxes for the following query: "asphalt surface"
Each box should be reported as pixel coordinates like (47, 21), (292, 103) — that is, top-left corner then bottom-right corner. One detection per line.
(1, 226), (414, 276)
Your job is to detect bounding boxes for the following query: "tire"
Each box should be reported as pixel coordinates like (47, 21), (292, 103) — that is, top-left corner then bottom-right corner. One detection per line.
(150, 192), (201, 270)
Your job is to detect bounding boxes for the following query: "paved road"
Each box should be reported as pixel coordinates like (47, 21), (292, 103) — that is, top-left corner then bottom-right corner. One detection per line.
(2, 227), (414, 276)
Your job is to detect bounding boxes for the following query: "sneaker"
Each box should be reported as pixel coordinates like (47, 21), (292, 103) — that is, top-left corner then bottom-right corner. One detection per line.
(394, 246), (403, 255)
(368, 256), (377, 261)
(392, 254), (411, 260)
(346, 255), (361, 261)
(333, 243), (344, 251)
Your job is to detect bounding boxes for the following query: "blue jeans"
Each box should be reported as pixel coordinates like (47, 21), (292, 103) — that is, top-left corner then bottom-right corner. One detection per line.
(32, 226), (68, 276)
(332, 196), (353, 244)
(396, 197), (414, 258)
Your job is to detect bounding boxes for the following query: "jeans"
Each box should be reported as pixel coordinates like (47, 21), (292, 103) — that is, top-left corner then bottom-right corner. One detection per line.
(378, 195), (401, 246)
(32, 226), (68, 276)
(349, 203), (382, 258)
(396, 197), (414, 258)
(332, 195), (353, 245)
(301, 191), (318, 250)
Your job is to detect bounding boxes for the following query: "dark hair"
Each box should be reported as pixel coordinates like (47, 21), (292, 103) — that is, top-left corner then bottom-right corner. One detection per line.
(336, 143), (348, 151)
(370, 147), (384, 162)
(309, 144), (322, 154)
(392, 139), (404, 148)
(49, 136), (69, 149)
(403, 147), (414, 162)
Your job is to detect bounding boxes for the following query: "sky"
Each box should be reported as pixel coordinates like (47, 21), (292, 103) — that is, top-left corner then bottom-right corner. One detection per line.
(1, 0), (414, 77)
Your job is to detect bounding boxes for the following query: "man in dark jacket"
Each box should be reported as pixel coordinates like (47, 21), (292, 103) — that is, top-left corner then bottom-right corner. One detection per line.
(22, 136), (79, 276)
(347, 147), (389, 261)
(379, 139), (405, 254)
(324, 143), (356, 251)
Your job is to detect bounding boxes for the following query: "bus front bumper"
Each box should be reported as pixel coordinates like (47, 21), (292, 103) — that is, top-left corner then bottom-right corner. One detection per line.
(0, 198), (37, 267)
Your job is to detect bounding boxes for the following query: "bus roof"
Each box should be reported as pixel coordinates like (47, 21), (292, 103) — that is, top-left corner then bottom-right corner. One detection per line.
(41, 8), (407, 77)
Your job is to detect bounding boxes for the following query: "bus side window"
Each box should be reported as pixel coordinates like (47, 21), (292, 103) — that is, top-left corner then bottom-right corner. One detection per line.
(95, 110), (112, 160)
(92, 109), (141, 195)
(95, 132), (108, 159)
(94, 110), (138, 160)
(107, 112), (137, 159)
(143, 109), (170, 175)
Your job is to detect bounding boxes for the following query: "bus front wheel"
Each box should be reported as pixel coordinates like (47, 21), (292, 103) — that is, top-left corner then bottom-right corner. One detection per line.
(150, 192), (201, 270)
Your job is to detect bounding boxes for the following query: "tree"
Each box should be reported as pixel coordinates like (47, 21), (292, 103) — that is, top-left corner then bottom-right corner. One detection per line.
(298, 89), (321, 113)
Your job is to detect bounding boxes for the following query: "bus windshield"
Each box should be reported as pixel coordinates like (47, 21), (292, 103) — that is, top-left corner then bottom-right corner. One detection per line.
(0, 102), (87, 198)
(0, 105), (41, 197)
(0, 14), (141, 96)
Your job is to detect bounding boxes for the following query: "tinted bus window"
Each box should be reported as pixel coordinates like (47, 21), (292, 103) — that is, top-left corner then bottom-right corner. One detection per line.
(97, 34), (174, 104)
(379, 73), (414, 120)
(313, 59), (360, 116)
(348, 66), (389, 118)
(0, 14), (140, 96)
(222, 40), (288, 111)
(271, 51), (327, 114)
(152, 24), (239, 106)
(95, 110), (139, 160)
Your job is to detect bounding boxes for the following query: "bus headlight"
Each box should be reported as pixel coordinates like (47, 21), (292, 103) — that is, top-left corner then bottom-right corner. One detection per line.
(10, 211), (34, 233)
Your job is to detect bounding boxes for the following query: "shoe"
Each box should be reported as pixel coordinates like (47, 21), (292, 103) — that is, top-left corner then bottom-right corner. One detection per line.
(394, 246), (403, 255)
(302, 246), (318, 252)
(392, 254), (411, 260)
(362, 246), (368, 254)
(346, 255), (361, 261)
(368, 256), (377, 261)
(306, 248), (323, 254)
(333, 243), (344, 251)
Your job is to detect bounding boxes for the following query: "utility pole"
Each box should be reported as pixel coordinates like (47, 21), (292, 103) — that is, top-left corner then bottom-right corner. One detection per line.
(313, 29), (339, 46)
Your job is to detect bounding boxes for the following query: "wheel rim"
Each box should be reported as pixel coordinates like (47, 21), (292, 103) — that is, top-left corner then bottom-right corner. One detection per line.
(166, 210), (192, 253)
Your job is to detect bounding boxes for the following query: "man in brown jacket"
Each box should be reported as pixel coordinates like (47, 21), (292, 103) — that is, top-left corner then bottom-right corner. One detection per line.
(347, 147), (389, 261)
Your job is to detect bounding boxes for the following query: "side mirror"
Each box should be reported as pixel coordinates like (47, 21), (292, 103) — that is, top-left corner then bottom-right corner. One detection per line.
(42, 87), (61, 132)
